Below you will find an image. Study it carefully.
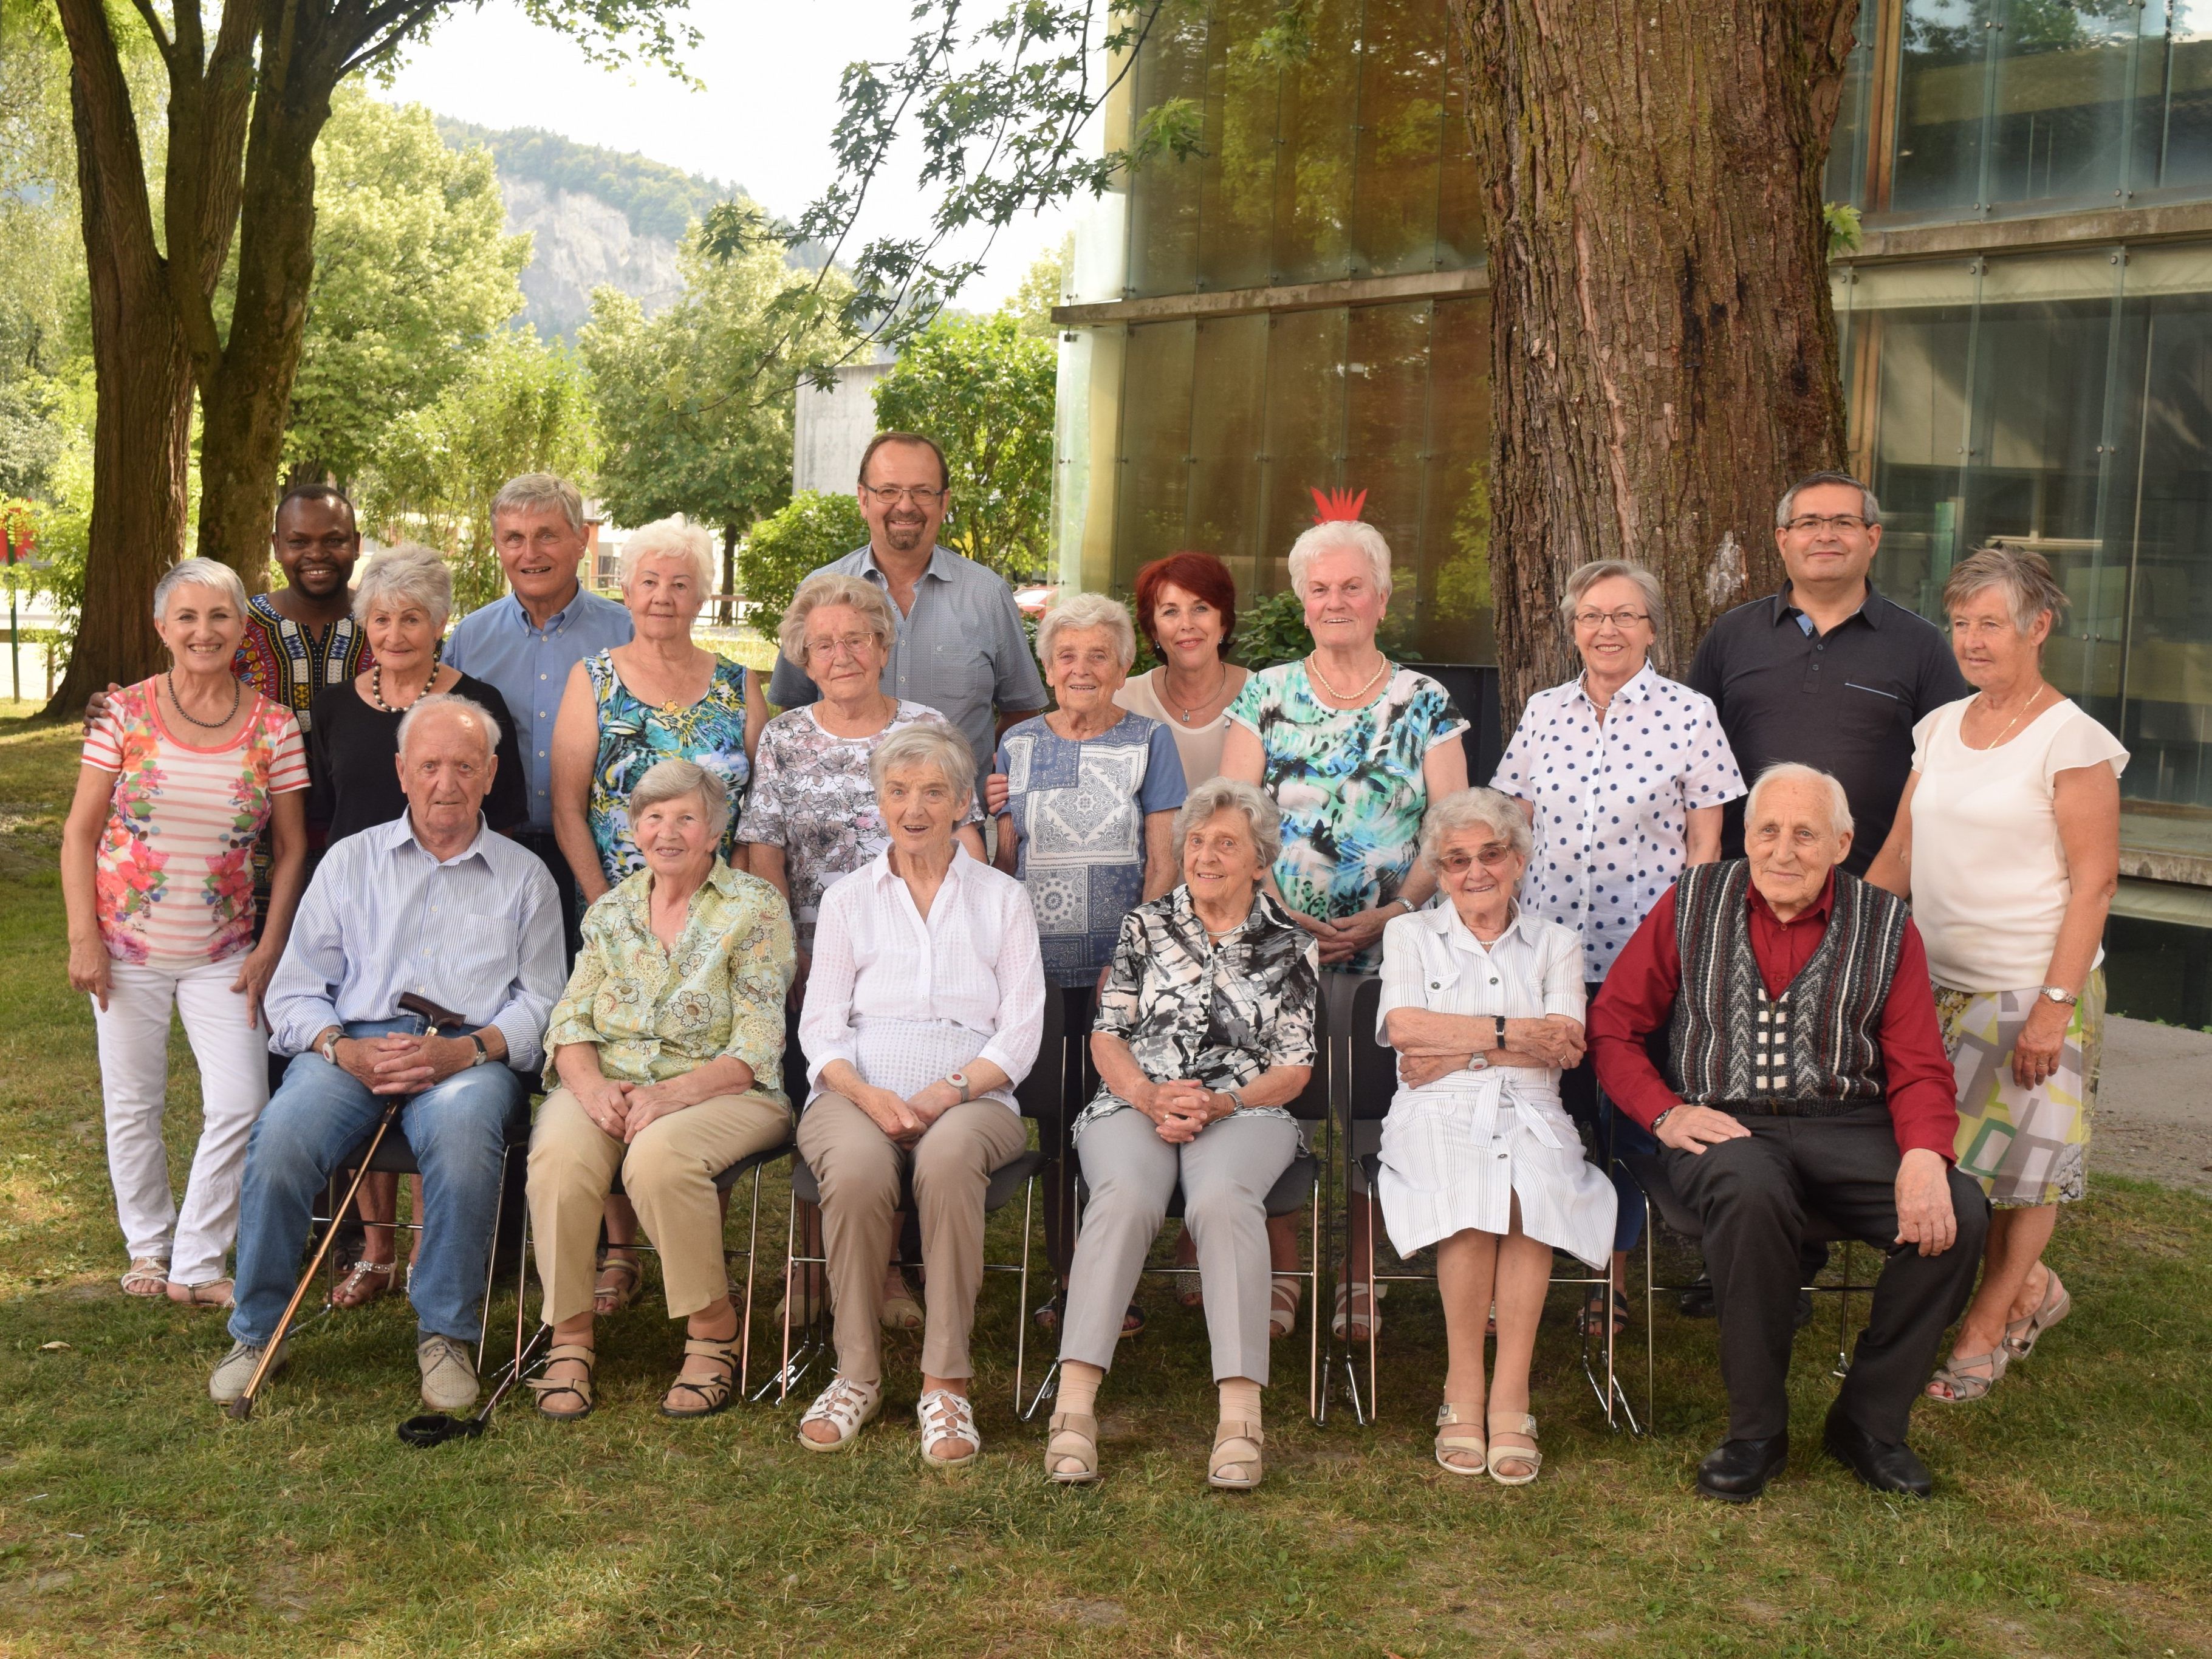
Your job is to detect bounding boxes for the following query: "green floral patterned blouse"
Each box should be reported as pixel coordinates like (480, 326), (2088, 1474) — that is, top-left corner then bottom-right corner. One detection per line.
(543, 857), (797, 1103)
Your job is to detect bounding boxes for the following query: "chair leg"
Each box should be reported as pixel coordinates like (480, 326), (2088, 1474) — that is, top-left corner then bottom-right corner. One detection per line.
(738, 1164), (764, 1401)
(1012, 1176), (1035, 1417)
(474, 1148), (515, 1369)
(1306, 1178), (1321, 1426)
(1644, 1199), (1658, 1434)
(1832, 1240), (1854, 1379)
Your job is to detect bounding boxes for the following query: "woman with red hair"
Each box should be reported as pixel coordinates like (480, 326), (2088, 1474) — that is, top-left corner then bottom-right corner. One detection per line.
(1115, 552), (1250, 787)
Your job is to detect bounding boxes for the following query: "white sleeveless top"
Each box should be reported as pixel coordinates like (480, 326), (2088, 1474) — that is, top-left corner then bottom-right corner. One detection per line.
(1906, 696), (2128, 994)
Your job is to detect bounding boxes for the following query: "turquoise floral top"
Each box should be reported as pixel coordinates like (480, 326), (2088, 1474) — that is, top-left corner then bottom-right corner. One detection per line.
(1226, 662), (1468, 973)
(543, 857), (796, 1103)
(586, 651), (750, 883)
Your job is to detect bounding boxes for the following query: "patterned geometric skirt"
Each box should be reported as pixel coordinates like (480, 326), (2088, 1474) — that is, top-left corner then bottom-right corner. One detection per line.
(1934, 972), (2104, 1208)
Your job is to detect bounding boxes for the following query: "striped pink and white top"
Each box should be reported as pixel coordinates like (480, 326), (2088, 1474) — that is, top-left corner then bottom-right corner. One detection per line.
(83, 679), (307, 968)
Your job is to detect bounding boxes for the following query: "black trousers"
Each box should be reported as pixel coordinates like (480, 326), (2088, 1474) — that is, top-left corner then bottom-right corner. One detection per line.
(1664, 1106), (1990, 1445)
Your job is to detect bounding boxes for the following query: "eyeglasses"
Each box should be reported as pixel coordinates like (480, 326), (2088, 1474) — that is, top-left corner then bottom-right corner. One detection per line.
(863, 484), (946, 507)
(1783, 513), (1869, 534)
(805, 632), (877, 662)
(1572, 609), (1651, 631)
(1437, 844), (1518, 873)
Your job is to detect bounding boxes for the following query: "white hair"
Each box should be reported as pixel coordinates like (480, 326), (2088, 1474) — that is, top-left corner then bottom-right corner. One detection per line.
(1286, 519), (1392, 599)
(1419, 787), (1533, 866)
(353, 542), (453, 632)
(490, 473), (585, 535)
(779, 572), (899, 668)
(396, 692), (499, 765)
(1173, 778), (1282, 870)
(1558, 559), (1665, 630)
(152, 557), (248, 621)
(1745, 762), (1854, 838)
(869, 721), (976, 811)
(628, 756), (731, 841)
(1035, 590), (1137, 672)
(618, 516), (716, 594)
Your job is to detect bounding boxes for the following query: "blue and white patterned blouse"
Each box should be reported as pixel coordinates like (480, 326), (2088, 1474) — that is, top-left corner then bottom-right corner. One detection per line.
(1491, 662), (1744, 982)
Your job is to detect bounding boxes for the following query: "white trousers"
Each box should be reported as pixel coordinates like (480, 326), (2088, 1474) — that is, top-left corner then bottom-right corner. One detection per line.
(91, 956), (272, 1286)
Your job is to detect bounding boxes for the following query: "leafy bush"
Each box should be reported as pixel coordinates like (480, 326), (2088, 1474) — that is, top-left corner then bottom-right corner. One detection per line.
(1230, 567), (1419, 668)
(739, 491), (868, 631)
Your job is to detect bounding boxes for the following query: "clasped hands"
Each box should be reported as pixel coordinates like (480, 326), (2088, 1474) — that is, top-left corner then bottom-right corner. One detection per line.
(1394, 1014), (1585, 1088)
(1130, 1078), (1234, 1144)
(335, 1033), (477, 1096)
(854, 1078), (965, 1148)
(574, 1074), (710, 1141)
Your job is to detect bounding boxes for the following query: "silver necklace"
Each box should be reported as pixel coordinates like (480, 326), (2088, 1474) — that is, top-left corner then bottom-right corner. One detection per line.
(1166, 662), (1230, 723)
(1306, 651), (1390, 702)
(166, 671), (239, 730)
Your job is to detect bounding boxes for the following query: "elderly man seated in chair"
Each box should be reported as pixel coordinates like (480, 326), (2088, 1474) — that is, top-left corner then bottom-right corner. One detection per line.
(1590, 762), (1988, 1502)
(211, 694), (566, 1413)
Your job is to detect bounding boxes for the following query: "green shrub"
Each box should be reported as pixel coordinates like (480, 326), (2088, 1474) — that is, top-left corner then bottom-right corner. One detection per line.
(739, 491), (868, 630)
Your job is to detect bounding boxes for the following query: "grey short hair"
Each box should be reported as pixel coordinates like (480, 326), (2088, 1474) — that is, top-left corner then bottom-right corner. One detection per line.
(628, 756), (731, 841)
(152, 557), (248, 622)
(352, 542), (454, 632)
(868, 721), (976, 811)
(1420, 787), (1533, 867)
(397, 692), (499, 764)
(1035, 590), (1137, 672)
(1287, 519), (1392, 598)
(1745, 762), (1854, 838)
(1172, 777), (1282, 870)
(1776, 470), (1882, 529)
(780, 572), (899, 668)
(490, 472), (585, 535)
(618, 516), (717, 595)
(1558, 559), (1666, 631)
(1942, 544), (2070, 636)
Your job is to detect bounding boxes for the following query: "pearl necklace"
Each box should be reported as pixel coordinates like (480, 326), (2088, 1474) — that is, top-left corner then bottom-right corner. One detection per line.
(368, 662), (434, 713)
(1306, 651), (1390, 703)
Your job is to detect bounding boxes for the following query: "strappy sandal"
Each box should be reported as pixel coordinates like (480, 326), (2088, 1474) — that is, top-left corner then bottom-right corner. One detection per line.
(798, 1376), (881, 1452)
(1269, 1275), (1301, 1339)
(592, 1250), (643, 1316)
(1208, 1419), (1264, 1490)
(526, 1343), (597, 1421)
(1434, 1402), (1487, 1476)
(1578, 1284), (1629, 1340)
(2003, 1270), (2071, 1361)
(121, 1257), (169, 1298)
(1332, 1281), (1379, 1341)
(1487, 1412), (1542, 1486)
(1926, 1344), (2010, 1403)
(660, 1333), (741, 1419)
(917, 1388), (982, 1468)
(167, 1278), (233, 1310)
(330, 1258), (395, 1309)
(1045, 1411), (1101, 1484)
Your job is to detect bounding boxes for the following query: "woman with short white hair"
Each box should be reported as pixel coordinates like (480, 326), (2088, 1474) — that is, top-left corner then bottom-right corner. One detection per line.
(1374, 786), (1610, 1485)
(62, 559), (311, 1307)
(1865, 545), (2126, 1403)
(552, 514), (765, 908)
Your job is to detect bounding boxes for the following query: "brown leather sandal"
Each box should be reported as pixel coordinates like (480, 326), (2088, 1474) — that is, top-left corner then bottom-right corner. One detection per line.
(660, 1335), (741, 1419)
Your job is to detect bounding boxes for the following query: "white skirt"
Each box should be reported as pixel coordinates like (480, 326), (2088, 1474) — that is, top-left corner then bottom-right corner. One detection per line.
(1375, 1072), (1616, 1270)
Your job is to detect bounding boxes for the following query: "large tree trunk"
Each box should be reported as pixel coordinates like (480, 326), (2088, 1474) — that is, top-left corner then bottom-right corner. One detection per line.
(1448, 1), (1857, 722)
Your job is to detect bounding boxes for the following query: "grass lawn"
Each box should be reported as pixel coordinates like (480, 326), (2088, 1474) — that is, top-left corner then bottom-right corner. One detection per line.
(1, 709), (2209, 1657)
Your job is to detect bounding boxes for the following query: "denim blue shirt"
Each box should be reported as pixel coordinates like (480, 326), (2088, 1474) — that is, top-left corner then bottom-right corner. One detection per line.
(443, 586), (633, 830)
(264, 813), (567, 1071)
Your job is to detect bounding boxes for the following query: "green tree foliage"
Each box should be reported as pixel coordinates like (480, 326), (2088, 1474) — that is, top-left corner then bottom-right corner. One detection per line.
(357, 328), (600, 615)
(1005, 235), (1073, 340)
(432, 117), (736, 242)
(738, 491), (866, 631)
(871, 313), (1055, 584)
(285, 94), (531, 490)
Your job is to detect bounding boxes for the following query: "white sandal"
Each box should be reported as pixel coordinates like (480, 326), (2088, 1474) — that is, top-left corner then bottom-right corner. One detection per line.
(1487, 1411), (1543, 1486)
(121, 1257), (169, 1298)
(797, 1376), (881, 1452)
(1434, 1402), (1487, 1476)
(917, 1387), (981, 1468)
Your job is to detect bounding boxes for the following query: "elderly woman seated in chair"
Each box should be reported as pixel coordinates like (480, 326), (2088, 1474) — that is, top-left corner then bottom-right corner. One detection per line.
(1044, 778), (1318, 1491)
(525, 758), (797, 1420)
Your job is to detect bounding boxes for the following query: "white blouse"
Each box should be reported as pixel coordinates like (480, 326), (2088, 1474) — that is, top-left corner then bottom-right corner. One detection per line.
(800, 846), (1046, 1113)
(1906, 697), (2128, 994)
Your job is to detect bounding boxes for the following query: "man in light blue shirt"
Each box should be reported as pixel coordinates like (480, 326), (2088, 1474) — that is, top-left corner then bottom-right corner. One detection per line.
(215, 694), (566, 1415)
(443, 473), (631, 948)
(765, 432), (1046, 793)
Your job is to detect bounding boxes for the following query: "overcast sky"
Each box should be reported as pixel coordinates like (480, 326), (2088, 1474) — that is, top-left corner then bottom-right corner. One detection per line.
(385, 0), (1076, 311)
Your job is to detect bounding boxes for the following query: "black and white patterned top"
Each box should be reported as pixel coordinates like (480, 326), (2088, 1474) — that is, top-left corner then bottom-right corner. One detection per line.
(1075, 885), (1320, 1140)
(1492, 662), (1744, 983)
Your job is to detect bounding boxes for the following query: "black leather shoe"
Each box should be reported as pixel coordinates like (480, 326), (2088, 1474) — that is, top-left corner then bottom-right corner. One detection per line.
(1696, 1434), (1788, 1502)
(1823, 1408), (1934, 1498)
(1678, 1273), (1716, 1318)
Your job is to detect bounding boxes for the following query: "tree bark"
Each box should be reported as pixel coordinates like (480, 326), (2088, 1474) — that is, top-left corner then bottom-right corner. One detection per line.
(1447, 0), (1857, 722)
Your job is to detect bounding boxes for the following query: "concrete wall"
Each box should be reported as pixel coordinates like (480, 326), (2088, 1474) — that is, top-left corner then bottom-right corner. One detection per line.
(793, 362), (893, 497)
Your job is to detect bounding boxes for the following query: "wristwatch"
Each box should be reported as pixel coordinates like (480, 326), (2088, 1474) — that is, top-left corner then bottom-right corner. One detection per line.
(2038, 985), (2079, 1008)
(318, 1028), (343, 1066)
(1222, 1086), (1247, 1111)
(945, 1069), (974, 1102)
(467, 1031), (490, 1067)
(1493, 1014), (1508, 1050)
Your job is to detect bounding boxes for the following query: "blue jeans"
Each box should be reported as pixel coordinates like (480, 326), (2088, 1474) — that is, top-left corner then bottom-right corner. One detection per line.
(229, 1019), (526, 1347)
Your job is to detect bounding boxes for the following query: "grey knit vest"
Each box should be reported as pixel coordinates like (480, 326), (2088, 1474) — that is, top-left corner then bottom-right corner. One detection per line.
(1666, 860), (1909, 1116)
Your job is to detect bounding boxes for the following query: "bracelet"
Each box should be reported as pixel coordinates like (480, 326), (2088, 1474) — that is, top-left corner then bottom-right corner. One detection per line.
(1493, 1014), (1507, 1051)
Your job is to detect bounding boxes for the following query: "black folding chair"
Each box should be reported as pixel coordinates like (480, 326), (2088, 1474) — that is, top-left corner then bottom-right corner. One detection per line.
(765, 988), (1064, 1411)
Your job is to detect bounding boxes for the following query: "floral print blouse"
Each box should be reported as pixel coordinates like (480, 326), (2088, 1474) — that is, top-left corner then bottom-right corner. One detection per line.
(543, 858), (796, 1103)
(1075, 886), (1320, 1140)
(1226, 662), (1468, 973)
(585, 651), (751, 884)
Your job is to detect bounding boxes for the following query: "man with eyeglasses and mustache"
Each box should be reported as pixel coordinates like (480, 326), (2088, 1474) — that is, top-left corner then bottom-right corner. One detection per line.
(765, 431), (1046, 800)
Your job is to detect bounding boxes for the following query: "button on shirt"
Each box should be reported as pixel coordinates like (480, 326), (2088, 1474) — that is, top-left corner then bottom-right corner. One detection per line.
(1492, 663), (1744, 982)
(798, 846), (1046, 1113)
(1686, 583), (1967, 876)
(765, 545), (1047, 792)
(442, 587), (634, 832)
(264, 813), (567, 1072)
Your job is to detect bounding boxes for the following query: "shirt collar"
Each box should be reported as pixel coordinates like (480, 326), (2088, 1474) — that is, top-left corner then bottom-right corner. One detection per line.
(1573, 660), (1660, 710)
(857, 544), (955, 586)
(1169, 883), (1275, 940)
(508, 584), (589, 636)
(383, 810), (493, 869)
(866, 841), (972, 891)
(1773, 581), (1884, 632)
(1423, 898), (1534, 952)
(1747, 866), (1837, 925)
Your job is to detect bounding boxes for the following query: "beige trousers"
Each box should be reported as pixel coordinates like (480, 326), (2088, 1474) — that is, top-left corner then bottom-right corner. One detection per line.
(795, 1093), (1030, 1383)
(528, 1085), (792, 1327)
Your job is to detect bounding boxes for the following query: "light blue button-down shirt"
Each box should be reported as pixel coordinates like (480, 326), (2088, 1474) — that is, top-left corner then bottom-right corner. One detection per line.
(443, 586), (632, 831)
(264, 813), (567, 1071)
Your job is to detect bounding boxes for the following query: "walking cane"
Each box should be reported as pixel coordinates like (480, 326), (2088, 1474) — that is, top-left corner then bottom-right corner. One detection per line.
(227, 994), (470, 1422)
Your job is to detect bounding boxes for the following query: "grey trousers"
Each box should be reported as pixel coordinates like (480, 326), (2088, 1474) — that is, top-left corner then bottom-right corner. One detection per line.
(1058, 1108), (1298, 1385)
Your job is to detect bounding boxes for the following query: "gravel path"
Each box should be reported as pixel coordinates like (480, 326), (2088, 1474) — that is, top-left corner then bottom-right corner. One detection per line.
(2096, 1016), (2212, 1196)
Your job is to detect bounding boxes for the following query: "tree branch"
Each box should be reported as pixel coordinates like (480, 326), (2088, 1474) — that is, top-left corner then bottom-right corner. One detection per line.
(125, 0), (175, 62)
